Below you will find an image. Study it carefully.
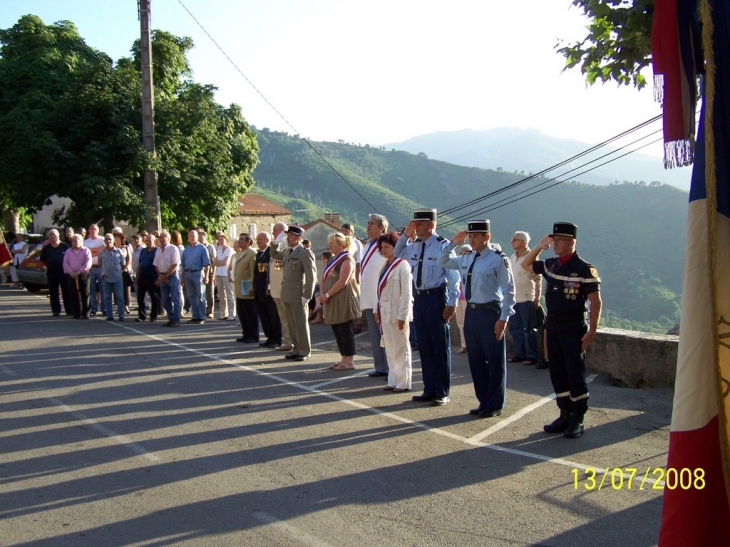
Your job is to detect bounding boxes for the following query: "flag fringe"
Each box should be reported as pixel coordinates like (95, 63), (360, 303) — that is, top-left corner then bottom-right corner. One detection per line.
(655, 74), (665, 104)
(663, 138), (695, 169)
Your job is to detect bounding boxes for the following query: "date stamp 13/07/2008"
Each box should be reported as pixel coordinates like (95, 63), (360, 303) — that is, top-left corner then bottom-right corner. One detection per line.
(572, 467), (705, 491)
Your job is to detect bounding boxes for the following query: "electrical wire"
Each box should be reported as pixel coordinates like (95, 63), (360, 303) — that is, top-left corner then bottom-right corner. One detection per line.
(175, 0), (382, 214)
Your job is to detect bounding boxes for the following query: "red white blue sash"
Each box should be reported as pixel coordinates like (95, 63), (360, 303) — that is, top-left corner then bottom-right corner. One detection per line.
(323, 251), (349, 281)
(360, 240), (379, 273)
(377, 258), (404, 300)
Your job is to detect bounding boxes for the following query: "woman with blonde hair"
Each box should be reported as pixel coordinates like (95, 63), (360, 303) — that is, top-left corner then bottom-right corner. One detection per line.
(320, 232), (361, 371)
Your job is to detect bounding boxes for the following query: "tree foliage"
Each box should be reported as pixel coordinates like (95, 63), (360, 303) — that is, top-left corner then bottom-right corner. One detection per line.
(557, 0), (654, 88)
(0, 16), (258, 232)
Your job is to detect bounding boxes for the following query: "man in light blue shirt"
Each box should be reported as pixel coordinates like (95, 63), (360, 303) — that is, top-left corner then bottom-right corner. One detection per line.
(394, 208), (460, 406)
(438, 219), (515, 417)
(181, 229), (211, 324)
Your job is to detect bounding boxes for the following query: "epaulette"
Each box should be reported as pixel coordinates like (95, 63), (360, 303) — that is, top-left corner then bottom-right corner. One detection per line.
(493, 249), (510, 268)
(436, 235), (446, 242)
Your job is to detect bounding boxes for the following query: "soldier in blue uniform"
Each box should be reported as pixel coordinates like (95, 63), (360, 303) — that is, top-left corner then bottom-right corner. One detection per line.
(522, 222), (601, 438)
(394, 209), (460, 406)
(438, 220), (515, 417)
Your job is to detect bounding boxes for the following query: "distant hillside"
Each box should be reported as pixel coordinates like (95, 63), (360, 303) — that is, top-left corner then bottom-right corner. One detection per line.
(383, 127), (693, 190)
(251, 128), (688, 333)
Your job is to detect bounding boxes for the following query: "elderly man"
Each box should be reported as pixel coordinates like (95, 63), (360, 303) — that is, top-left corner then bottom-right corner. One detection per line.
(97, 232), (126, 321)
(508, 231), (542, 365)
(62, 234), (91, 319)
(270, 225), (317, 361)
(84, 224), (106, 316)
(233, 233), (259, 343)
(135, 233), (159, 322)
(154, 230), (181, 327)
(269, 221), (294, 351)
(394, 208), (460, 406)
(439, 220), (515, 417)
(197, 228), (216, 319)
(39, 229), (71, 317)
(254, 232), (282, 348)
(359, 214), (389, 378)
(522, 222), (602, 438)
(181, 229), (210, 324)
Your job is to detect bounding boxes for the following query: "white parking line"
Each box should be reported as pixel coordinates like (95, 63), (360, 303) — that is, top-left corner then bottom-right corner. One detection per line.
(309, 369), (372, 390)
(252, 512), (334, 547)
(47, 397), (161, 462)
(467, 374), (598, 443)
(110, 322), (663, 485)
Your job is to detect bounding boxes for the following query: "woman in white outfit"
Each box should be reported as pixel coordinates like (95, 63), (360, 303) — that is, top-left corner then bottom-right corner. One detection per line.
(10, 233), (29, 287)
(213, 234), (236, 320)
(374, 231), (413, 392)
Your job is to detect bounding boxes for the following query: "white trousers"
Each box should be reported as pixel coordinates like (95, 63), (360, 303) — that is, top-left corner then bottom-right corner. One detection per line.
(383, 321), (412, 390)
(214, 276), (235, 318)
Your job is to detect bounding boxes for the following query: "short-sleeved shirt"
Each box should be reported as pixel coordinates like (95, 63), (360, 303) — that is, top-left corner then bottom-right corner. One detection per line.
(533, 252), (600, 317)
(215, 246), (234, 276)
(153, 244), (180, 276)
(181, 243), (210, 272)
(84, 237), (105, 266)
(138, 247), (158, 282)
(98, 247), (124, 282)
(510, 249), (541, 303)
(39, 242), (70, 274)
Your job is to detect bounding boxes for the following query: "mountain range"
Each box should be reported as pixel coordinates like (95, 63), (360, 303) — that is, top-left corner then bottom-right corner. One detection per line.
(383, 127), (693, 190)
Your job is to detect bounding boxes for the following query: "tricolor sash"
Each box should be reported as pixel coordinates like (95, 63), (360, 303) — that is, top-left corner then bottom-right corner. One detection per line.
(360, 240), (379, 273)
(323, 251), (349, 281)
(377, 258), (404, 301)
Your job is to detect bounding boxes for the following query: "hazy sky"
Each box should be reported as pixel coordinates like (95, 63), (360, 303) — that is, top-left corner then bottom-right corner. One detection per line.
(1, 0), (666, 156)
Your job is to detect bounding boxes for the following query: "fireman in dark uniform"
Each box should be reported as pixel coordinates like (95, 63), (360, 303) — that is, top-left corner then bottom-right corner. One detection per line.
(521, 222), (601, 438)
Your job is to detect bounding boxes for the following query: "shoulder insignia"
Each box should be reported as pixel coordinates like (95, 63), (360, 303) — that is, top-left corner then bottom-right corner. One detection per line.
(589, 266), (599, 278)
(436, 235), (446, 242)
(504, 257), (511, 268)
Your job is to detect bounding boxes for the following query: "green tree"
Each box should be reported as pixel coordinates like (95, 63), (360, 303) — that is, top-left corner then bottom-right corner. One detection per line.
(0, 16), (258, 232)
(557, 0), (654, 88)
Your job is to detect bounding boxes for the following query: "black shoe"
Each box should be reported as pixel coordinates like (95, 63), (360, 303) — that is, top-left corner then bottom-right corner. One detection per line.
(478, 408), (503, 418)
(294, 355), (309, 361)
(170, 321), (180, 327)
(135, 318), (145, 322)
(564, 414), (585, 438)
(412, 393), (435, 402)
(536, 359), (550, 370)
(118, 317), (124, 322)
(149, 319), (156, 323)
(197, 320), (205, 325)
(259, 342), (270, 347)
(106, 317), (114, 321)
(164, 321), (173, 327)
(368, 371), (388, 377)
(236, 337), (247, 342)
(53, 313), (61, 317)
(469, 406), (485, 416)
(432, 396), (450, 406)
(265, 342), (279, 348)
(243, 338), (258, 343)
(285, 353), (298, 360)
(544, 410), (571, 433)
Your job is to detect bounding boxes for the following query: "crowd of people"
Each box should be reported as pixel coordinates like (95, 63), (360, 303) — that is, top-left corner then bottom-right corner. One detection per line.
(8, 210), (601, 438)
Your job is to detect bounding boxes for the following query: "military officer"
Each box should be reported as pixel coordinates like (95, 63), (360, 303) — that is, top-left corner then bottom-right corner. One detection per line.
(270, 225), (317, 361)
(394, 208), (460, 406)
(521, 222), (601, 438)
(438, 220), (515, 417)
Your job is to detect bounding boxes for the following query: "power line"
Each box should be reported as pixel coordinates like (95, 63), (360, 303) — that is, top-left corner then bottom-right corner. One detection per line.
(175, 0), (382, 215)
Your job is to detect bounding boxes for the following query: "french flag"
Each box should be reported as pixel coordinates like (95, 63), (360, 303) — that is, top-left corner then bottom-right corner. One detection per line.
(658, 0), (730, 544)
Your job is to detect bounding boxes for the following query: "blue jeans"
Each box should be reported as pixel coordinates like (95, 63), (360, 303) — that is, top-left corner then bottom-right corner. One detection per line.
(184, 271), (205, 320)
(89, 267), (103, 313)
(102, 278), (124, 319)
(160, 274), (181, 322)
(508, 301), (539, 360)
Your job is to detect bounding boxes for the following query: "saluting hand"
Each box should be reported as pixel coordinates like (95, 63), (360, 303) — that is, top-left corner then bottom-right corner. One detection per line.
(403, 221), (417, 239)
(538, 234), (553, 251)
(451, 230), (468, 245)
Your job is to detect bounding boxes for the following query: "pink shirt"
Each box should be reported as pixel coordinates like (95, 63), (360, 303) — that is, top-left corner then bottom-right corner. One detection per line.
(63, 246), (92, 274)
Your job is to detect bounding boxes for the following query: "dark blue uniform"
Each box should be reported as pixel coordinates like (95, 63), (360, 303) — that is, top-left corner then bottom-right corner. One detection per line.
(533, 252), (600, 415)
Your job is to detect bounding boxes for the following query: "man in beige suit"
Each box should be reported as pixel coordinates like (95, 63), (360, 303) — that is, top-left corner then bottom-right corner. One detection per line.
(233, 233), (259, 343)
(271, 225), (317, 361)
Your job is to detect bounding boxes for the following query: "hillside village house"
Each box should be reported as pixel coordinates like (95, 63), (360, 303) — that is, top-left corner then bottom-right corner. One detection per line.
(231, 193), (292, 238)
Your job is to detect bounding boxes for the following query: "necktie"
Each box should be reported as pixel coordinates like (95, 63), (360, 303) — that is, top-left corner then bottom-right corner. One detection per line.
(416, 239), (426, 288)
(465, 252), (480, 302)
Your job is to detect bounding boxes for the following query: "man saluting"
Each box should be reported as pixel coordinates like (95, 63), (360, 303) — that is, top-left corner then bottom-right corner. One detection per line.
(521, 222), (601, 438)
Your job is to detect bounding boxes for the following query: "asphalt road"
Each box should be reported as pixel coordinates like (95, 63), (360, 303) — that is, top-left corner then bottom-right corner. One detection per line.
(0, 286), (672, 547)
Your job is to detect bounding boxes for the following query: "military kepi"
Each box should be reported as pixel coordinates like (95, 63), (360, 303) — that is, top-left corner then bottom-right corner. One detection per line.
(466, 219), (490, 233)
(552, 222), (577, 239)
(286, 225), (305, 237)
(413, 208), (437, 221)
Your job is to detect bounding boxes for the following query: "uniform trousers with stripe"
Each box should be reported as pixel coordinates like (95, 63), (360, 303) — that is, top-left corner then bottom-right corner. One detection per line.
(546, 319), (589, 415)
(464, 307), (506, 411)
(413, 291), (451, 398)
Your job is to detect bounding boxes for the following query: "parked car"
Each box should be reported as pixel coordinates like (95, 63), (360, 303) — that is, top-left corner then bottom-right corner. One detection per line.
(16, 243), (48, 292)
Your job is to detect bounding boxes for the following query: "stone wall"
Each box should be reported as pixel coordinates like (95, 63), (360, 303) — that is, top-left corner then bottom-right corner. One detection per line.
(453, 321), (679, 389)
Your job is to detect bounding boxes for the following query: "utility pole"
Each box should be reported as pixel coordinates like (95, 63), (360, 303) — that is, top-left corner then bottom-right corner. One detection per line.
(139, 0), (161, 232)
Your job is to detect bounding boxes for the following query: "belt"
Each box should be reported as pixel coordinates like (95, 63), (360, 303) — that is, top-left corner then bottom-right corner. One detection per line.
(184, 269), (201, 273)
(414, 284), (446, 296)
(547, 312), (586, 324)
(467, 301), (501, 313)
